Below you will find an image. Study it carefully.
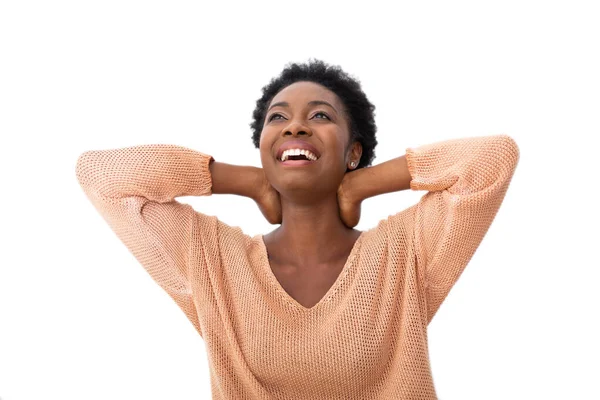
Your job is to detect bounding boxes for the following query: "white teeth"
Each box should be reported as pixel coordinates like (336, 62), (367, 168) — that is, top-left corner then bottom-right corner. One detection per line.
(280, 148), (318, 162)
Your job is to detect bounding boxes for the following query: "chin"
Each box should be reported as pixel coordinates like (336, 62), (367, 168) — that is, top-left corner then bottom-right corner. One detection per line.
(273, 178), (315, 193)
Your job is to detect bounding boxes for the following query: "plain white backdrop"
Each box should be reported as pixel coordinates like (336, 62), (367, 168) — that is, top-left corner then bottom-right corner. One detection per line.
(1, 0), (598, 399)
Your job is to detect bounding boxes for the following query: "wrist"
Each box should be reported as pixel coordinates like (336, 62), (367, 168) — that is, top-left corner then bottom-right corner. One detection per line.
(210, 162), (261, 199)
(342, 167), (368, 204)
(250, 167), (268, 201)
(350, 155), (411, 200)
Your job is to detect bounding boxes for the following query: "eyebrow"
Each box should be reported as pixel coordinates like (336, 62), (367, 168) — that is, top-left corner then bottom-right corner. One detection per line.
(267, 100), (338, 114)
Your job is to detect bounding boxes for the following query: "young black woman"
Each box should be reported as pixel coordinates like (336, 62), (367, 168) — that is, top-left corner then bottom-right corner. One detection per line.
(76, 59), (520, 399)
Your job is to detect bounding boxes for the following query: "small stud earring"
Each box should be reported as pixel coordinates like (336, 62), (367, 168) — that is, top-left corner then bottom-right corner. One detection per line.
(350, 161), (356, 168)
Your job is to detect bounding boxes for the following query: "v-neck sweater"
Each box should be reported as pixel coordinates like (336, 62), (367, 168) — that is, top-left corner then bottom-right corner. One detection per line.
(75, 134), (520, 399)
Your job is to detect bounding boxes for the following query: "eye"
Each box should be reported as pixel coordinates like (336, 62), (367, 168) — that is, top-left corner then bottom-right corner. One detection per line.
(267, 111), (330, 122)
(313, 111), (330, 120)
(268, 113), (284, 122)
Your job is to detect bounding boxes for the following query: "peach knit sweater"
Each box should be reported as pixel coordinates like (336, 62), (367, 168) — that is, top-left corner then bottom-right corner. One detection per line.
(75, 134), (520, 399)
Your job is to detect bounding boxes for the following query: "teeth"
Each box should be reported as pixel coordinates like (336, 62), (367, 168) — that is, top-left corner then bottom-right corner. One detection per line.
(280, 148), (318, 162)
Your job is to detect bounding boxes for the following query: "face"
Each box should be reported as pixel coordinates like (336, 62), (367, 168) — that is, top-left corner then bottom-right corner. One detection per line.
(259, 81), (362, 197)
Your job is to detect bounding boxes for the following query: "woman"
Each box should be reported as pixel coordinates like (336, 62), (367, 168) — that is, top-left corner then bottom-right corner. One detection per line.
(76, 59), (520, 399)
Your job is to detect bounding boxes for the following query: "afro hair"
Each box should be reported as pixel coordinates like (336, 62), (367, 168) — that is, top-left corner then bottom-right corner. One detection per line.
(249, 58), (378, 170)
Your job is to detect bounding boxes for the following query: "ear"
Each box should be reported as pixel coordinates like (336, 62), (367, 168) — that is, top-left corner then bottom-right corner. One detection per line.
(347, 141), (363, 169)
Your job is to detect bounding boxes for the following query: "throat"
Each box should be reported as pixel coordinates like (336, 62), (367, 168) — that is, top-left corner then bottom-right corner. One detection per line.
(262, 229), (363, 268)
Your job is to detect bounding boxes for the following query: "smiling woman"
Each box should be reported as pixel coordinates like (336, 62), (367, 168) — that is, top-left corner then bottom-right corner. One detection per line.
(76, 58), (520, 399)
(250, 59), (378, 172)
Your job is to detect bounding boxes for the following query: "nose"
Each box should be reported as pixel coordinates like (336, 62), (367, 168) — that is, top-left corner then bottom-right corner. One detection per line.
(282, 121), (312, 138)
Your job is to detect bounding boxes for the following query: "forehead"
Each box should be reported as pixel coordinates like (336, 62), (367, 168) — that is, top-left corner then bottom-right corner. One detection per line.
(269, 81), (343, 109)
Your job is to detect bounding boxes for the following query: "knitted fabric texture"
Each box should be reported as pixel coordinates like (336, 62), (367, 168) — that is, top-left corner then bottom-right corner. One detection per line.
(75, 134), (520, 399)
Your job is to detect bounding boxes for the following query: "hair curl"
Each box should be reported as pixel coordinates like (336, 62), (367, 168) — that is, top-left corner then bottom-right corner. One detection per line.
(249, 58), (377, 170)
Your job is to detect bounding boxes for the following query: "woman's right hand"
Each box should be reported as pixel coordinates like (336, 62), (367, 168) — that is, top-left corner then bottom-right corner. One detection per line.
(253, 169), (282, 225)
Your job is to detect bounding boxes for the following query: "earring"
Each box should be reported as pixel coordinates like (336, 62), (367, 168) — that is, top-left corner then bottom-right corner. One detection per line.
(350, 161), (356, 168)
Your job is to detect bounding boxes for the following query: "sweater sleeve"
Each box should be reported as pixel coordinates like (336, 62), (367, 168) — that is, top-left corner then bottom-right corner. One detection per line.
(75, 143), (219, 336)
(402, 134), (520, 324)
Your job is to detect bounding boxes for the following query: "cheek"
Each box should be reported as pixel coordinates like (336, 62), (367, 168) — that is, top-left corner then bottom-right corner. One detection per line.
(259, 126), (280, 160)
(325, 137), (349, 165)
(258, 137), (276, 178)
(258, 126), (274, 150)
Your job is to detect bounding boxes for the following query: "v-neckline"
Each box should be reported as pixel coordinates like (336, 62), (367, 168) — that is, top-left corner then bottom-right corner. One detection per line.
(257, 232), (365, 313)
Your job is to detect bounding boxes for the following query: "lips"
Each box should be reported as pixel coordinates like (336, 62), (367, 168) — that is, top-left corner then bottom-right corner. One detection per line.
(275, 140), (321, 161)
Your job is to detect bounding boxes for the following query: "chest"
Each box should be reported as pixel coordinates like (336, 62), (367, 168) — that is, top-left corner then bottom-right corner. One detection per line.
(268, 259), (348, 309)
(214, 234), (431, 396)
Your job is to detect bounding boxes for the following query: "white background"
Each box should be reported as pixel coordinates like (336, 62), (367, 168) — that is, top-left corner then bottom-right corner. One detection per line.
(1, 1), (598, 399)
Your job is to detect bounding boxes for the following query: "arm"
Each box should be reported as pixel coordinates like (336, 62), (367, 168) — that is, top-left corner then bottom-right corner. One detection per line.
(75, 144), (264, 335)
(340, 154), (412, 206)
(209, 160), (262, 197)
(343, 134), (520, 323)
(336, 155), (411, 229)
(210, 161), (282, 224)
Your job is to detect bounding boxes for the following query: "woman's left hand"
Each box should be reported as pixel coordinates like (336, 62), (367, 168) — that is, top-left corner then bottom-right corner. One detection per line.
(337, 173), (362, 228)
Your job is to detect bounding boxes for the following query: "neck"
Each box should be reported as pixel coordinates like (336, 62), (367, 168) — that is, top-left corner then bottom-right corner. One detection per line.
(268, 192), (360, 267)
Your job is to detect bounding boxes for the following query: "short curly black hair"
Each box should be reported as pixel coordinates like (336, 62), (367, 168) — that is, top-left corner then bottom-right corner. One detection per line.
(249, 58), (377, 170)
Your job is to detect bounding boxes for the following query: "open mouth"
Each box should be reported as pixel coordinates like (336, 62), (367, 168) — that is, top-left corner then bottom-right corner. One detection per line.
(279, 156), (317, 166)
(279, 154), (318, 166)
(278, 150), (319, 166)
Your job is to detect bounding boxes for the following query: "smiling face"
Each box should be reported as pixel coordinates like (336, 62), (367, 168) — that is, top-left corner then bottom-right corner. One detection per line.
(259, 81), (362, 198)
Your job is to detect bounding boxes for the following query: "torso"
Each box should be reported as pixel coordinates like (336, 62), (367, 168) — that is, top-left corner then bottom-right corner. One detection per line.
(262, 230), (362, 309)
